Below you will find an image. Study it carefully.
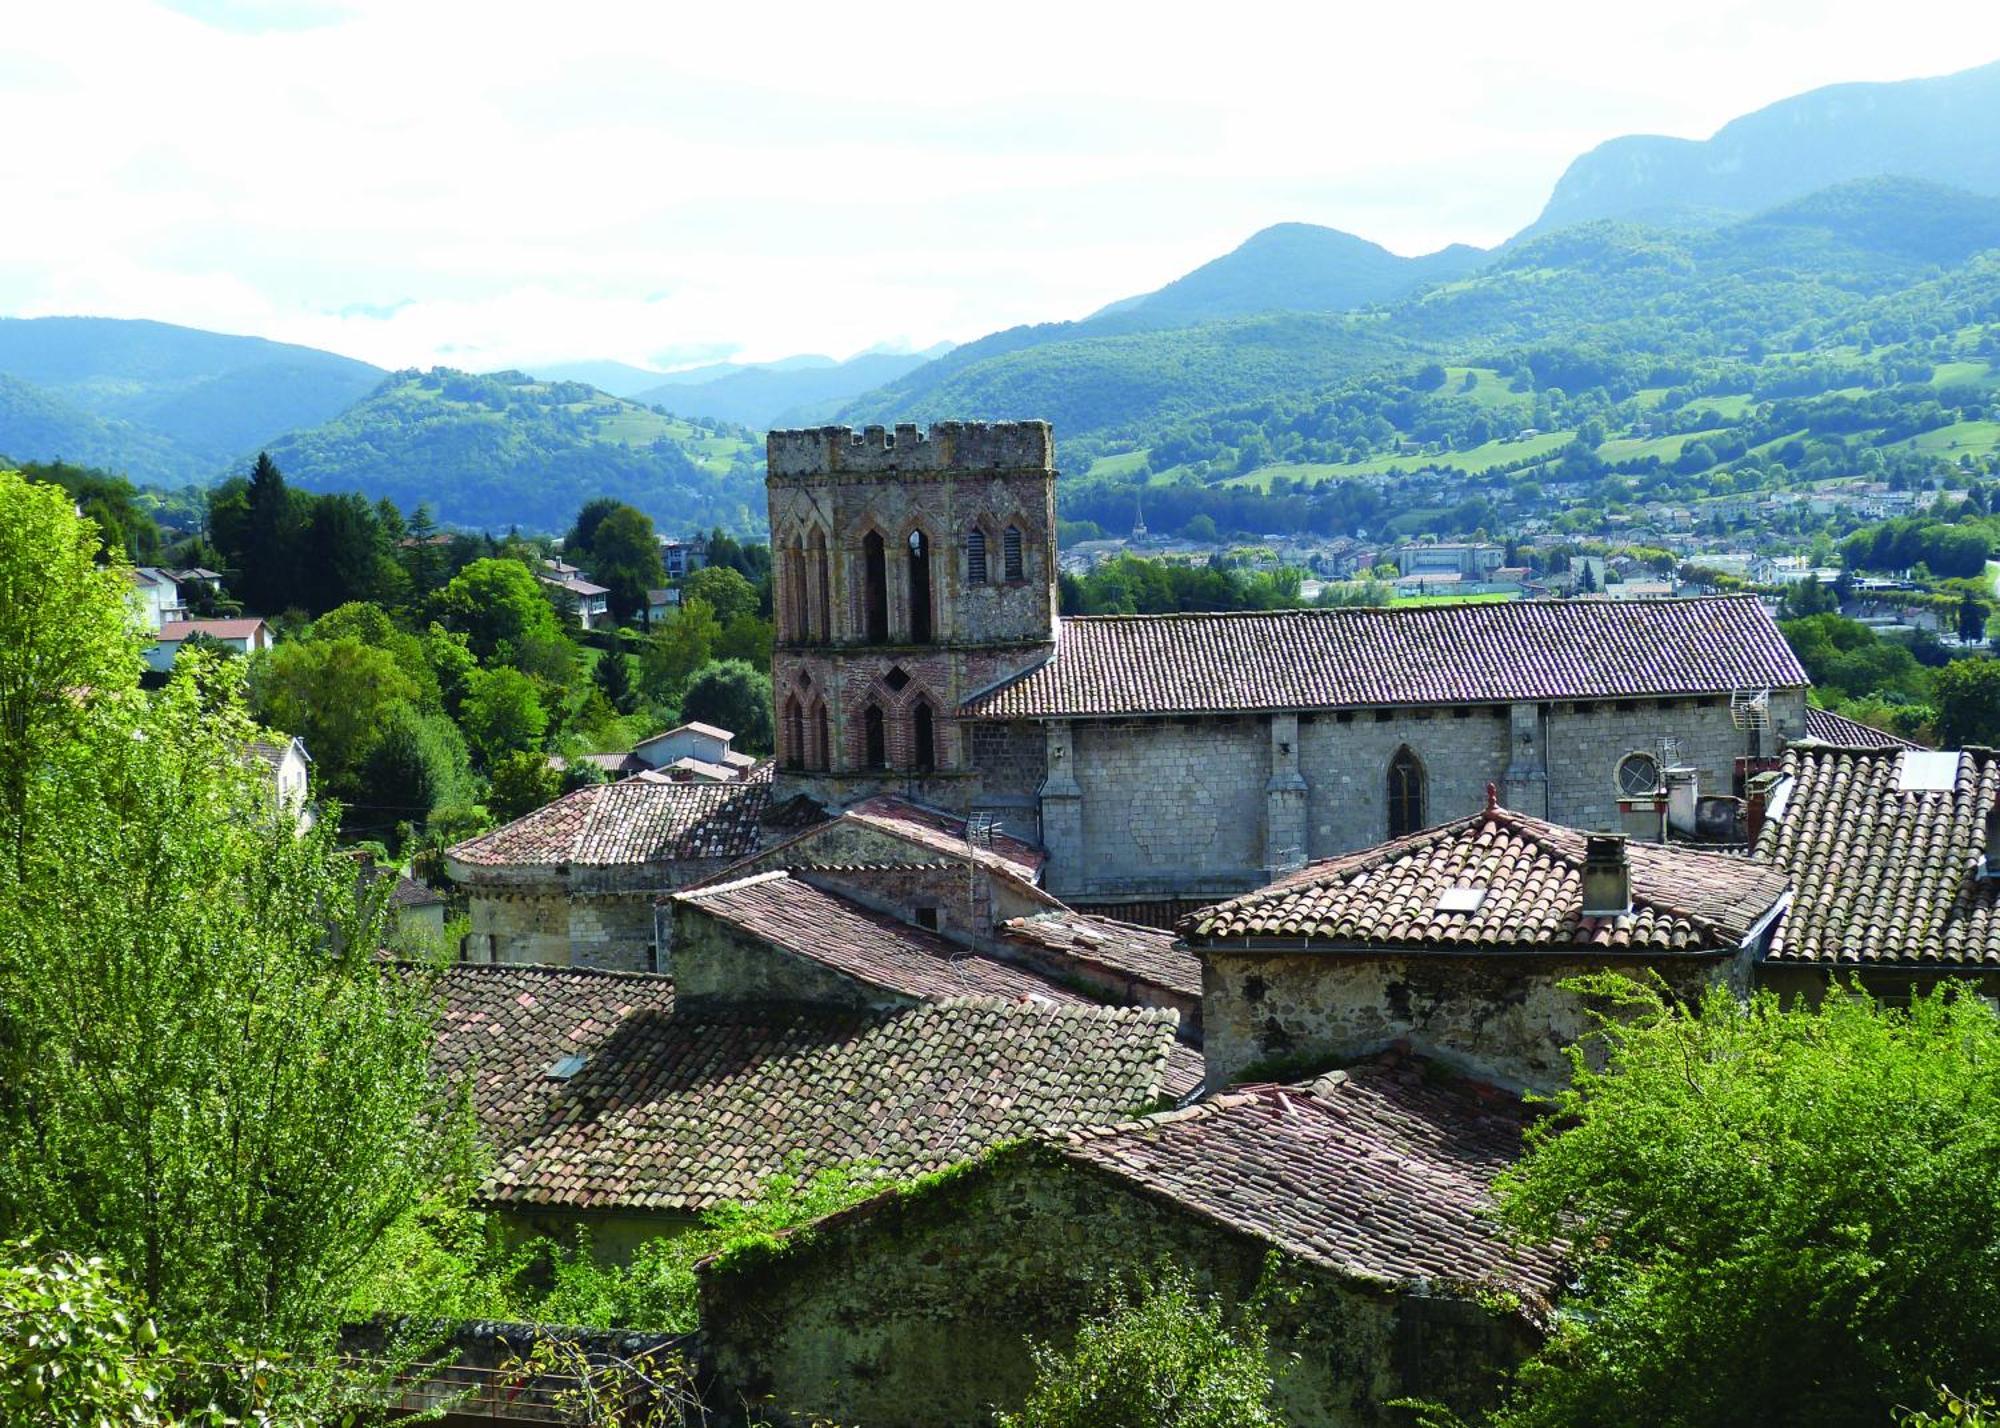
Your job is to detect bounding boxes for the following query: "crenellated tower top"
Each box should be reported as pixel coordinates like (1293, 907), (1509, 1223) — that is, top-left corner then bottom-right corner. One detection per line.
(767, 421), (1053, 481)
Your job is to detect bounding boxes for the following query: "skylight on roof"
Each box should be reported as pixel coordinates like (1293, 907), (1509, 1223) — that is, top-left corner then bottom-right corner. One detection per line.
(546, 1054), (587, 1080)
(1436, 886), (1487, 914)
(1897, 750), (1960, 793)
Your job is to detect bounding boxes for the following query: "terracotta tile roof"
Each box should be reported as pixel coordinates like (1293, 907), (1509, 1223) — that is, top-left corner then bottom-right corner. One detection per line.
(1000, 910), (1202, 999)
(1755, 745), (2000, 968)
(1056, 1056), (1562, 1303)
(961, 596), (1805, 718)
(1803, 706), (1923, 749)
(675, 872), (1090, 1006)
(387, 871), (446, 909)
(447, 764), (783, 869)
(1184, 804), (1788, 955)
(841, 796), (1046, 884)
(434, 965), (1182, 1212)
(157, 617), (266, 642)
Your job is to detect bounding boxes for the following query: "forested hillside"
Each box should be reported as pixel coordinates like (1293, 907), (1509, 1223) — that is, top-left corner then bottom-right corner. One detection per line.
(261, 367), (764, 532)
(829, 179), (2000, 539)
(0, 316), (383, 477)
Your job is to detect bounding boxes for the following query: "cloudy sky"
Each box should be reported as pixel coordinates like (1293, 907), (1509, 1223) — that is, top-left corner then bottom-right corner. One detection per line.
(3, 0), (1996, 374)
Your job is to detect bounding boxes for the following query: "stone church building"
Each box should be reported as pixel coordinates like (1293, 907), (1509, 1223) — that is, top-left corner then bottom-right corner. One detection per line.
(767, 420), (1810, 920)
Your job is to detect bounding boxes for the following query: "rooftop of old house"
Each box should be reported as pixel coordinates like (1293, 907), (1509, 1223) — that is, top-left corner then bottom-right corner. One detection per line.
(446, 763), (819, 872)
(675, 871), (1086, 1008)
(961, 594), (1806, 719)
(999, 909), (1202, 1000)
(433, 963), (1185, 1213)
(1184, 800), (1790, 955)
(839, 795), (1046, 884)
(1756, 743), (2000, 969)
(1053, 1054), (1564, 1304)
(1803, 705), (1924, 750)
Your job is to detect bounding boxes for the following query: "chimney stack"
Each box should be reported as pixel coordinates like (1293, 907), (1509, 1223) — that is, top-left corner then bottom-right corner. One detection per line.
(1664, 767), (1699, 836)
(1581, 834), (1632, 917)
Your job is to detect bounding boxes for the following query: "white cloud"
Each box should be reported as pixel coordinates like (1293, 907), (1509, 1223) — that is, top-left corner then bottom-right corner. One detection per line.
(1, 0), (1995, 370)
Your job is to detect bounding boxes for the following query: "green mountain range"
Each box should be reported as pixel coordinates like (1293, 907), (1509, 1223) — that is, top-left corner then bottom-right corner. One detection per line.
(259, 367), (763, 533)
(0, 316), (383, 480)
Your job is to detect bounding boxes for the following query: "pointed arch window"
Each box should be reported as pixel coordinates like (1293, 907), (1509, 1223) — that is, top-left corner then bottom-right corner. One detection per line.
(1002, 525), (1025, 582)
(907, 530), (933, 643)
(782, 695), (805, 770)
(783, 539), (807, 641)
(913, 702), (937, 773)
(807, 527), (830, 642)
(966, 528), (988, 585)
(863, 703), (887, 770)
(1388, 746), (1427, 838)
(862, 531), (888, 643)
(811, 700), (830, 771)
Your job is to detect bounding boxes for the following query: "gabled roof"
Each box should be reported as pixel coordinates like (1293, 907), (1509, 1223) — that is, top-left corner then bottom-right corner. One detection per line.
(675, 872), (1088, 1007)
(1000, 910), (1202, 999)
(246, 735), (309, 771)
(1184, 802), (1788, 955)
(434, 964), (1183, 1212)
(841, 796), (1046, 884)
(448, 764), (782, 869)
(1803, 706), (1923, 750)
(157, 617), (266, 642)
(1055, 1057), (1562, 1303)
(1756, 744), (2000, 968)
(961, 595), (1805, 719)
(636, 721), (735, 749)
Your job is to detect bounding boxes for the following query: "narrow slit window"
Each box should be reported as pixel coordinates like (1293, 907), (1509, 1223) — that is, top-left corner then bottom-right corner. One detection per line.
(1003, 525), (1024, 581)
(966, 528), (988, 585)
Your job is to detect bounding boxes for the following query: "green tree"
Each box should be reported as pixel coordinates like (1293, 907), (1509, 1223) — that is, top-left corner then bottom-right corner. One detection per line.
(681, 565), (759, 624)
(1488, 976), (2000, 1428)
(354, 703), (473, 837)
(1182, 513), (1220, 543)
(997, 1265), (1281, 1428)
(1960, 590), (1988, 644)
(679, 659), (773, 750)
(0, 659), (474, 1349)
(237, 451), (307, 615)
(438, 557), (564, 661)
(248, 636), (420, 798)
(488, 749), (562, 821)
(714, 612), (775, 671)
(594, 648), (639, 715)
(1932, 658), (2000, 746)
(401, 503), (446, 597)
(1781, 575), (1838, 618)
(639, 597), (720, 705)
(0, 471), (140, 875)
(586, 504), (663, 625)
(0, 1246), (177, 1428)
(565, 497), (624, 561)
(460, 665), (550, 765)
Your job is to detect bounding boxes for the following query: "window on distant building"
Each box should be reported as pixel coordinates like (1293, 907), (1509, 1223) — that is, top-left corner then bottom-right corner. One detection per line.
(966, 528), (988, 585)
(1388, 746), (1426, 838)
(907, 530), (933, 642)
(782, 696), (805, 770)
(1003, 525), (1024, 582)
(914, 906), (939, 931)
(862, 531), (888, 643)
(863, 703), (887, 770)
(913, 702), (937, 773)
(1617, 751), (1662, 798)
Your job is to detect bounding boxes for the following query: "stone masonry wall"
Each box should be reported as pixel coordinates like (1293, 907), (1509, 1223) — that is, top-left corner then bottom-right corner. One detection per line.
(462, 886), (662, 971)
(1034, 693), (1800, 897)
(1201, 950), (1748, 1093)
(1298, 708), (1513, 859)
(698, 1145), (1537, 1428)
(1065, 718), (1268, 897)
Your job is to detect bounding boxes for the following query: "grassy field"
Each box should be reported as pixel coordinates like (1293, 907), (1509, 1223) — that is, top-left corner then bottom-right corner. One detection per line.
(1441, 367), (1532, 412)
(1225, 430), (1574, 490)
(1597, 427), (1731, 464)
(1390, 591), (1516, 606)
(1894, 419), (2000, 457)
(1930, 360), (1999, 388)
(1084, 449), (1151, 480)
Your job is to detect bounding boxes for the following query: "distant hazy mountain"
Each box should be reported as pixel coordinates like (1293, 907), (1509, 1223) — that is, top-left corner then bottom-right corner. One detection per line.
(635, 345), (954, 431)
(1527, 59), (2000, 235)
(260, 367), (764, 532)
(0, 316), (383, 476)
(1100, 223), (1486, 325)
(521, 359), (672, 398)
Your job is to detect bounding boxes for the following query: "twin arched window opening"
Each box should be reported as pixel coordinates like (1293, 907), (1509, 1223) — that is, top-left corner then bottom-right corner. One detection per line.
(860, 698), (939, 773)
(1388, 746), (1427, 838)
(783, 693), (832, 771)
(965, 524), (1025, 585)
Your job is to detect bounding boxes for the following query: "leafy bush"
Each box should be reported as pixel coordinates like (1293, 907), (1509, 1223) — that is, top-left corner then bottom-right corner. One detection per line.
(1487, 976), (2000, 1428)
(996, 1265), (1282, 1428)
